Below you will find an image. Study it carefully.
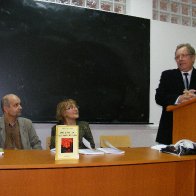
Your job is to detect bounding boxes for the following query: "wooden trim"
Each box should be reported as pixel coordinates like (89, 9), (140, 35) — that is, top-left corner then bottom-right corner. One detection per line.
(167, 97), (196, 112)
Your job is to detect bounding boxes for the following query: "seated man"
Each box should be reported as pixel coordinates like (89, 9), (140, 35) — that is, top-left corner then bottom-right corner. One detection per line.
(0, 94), (42, 149)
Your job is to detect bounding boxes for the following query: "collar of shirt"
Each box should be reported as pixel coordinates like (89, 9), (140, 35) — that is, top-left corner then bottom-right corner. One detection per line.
(4, 118), (18, 128)
(181, 68), (193, 76)
(181, 68), (193, 83)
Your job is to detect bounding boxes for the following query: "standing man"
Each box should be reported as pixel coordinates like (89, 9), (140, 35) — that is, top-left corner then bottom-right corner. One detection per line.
(0, 94), (42, 149)
(156, 43), (196, 145)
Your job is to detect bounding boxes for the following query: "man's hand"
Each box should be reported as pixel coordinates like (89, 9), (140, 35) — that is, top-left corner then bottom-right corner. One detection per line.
(178, 89), (196, 103)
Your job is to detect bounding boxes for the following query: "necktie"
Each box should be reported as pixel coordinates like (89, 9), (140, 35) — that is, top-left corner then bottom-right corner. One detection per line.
(183, 73), (189, 90)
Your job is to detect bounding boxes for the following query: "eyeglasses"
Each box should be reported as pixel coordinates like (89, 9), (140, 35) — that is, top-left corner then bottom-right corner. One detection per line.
(175, 53), (192, 61)
(65, 105), (79, 111)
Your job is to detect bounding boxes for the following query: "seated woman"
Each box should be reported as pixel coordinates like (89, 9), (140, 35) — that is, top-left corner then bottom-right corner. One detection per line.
(50, 99), (95, 149)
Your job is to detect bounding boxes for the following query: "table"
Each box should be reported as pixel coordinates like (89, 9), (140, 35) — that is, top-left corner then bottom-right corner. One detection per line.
(0, 148), (196, 196)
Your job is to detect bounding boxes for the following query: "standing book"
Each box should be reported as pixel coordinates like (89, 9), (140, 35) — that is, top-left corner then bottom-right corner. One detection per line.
(55, 125), (79, 160)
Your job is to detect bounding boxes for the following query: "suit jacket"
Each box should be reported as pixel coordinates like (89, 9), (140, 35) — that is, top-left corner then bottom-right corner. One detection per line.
(155, 67), (196, 145)
(0, 116), (42, 149)
(50, 121), (95, 149)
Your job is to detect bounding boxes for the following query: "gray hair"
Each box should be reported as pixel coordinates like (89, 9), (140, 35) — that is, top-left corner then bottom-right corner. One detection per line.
(175, 43), (195, 56)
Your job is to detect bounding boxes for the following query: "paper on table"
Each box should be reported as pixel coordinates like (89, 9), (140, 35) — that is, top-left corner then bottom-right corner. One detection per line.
(151, 144), (167, 151)
(79, 138), (104, 155)
(79, 149), (104, 155)
(97, 140), (125, 154)
(97, 147), (125, 154)
(102, 140), (119, 149)
(50, 148), (56, 153)
(82, 137), (92, 149)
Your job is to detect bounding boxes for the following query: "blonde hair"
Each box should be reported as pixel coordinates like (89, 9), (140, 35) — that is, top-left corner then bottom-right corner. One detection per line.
(56, 99), (77, 122)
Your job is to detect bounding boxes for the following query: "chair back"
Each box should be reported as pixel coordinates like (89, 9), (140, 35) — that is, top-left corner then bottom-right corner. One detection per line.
(46, 136), (51, 149)
(100, 135), (131, 148)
